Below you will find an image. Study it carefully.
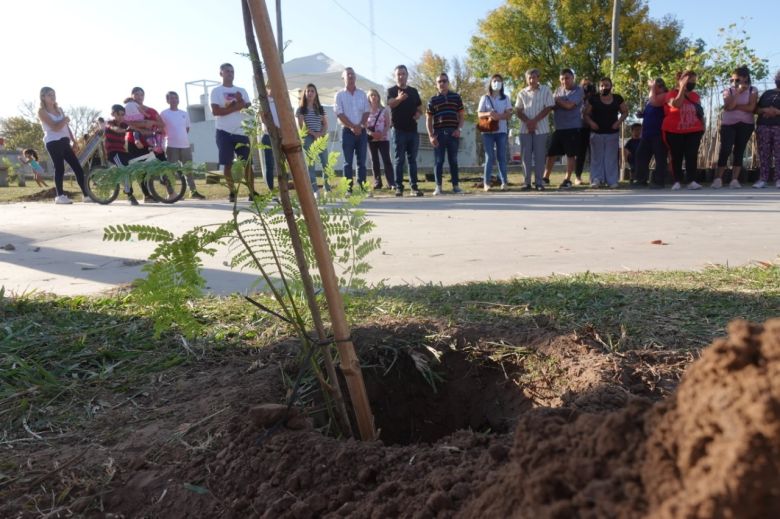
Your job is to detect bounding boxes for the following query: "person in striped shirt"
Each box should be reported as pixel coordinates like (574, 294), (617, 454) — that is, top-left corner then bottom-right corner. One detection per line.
(426, 73), (465, 195)
(296, 83), (330, 198)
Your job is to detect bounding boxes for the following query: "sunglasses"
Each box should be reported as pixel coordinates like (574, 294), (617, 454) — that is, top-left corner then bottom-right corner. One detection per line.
(437, 79), (448, 84)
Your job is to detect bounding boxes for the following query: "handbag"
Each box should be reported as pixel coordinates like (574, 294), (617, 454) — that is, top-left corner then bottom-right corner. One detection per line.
(477, 96), (500, 132)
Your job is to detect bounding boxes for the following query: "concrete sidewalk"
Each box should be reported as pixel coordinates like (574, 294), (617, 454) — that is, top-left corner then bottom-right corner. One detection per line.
(1, 190), (778, 296)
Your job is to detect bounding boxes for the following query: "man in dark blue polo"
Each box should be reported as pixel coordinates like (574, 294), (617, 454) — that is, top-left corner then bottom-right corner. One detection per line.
(387, 65), (423, 197)
(426, 73), (465, 195)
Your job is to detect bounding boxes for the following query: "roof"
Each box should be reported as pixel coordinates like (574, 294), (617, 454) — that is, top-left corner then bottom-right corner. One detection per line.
(282, 53), (386, 105)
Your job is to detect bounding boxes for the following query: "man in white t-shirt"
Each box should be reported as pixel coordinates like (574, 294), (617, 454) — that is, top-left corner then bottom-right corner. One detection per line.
(210, 62), (252, 202)
(160, 91), (205, 199)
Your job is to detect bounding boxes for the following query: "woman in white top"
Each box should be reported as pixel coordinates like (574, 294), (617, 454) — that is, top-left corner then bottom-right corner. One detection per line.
(366, 88), (394, 190)
(478, 74), (514, 191)
(37, 87), (89, 204)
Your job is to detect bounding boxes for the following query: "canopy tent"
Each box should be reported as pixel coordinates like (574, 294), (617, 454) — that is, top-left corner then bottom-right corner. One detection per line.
(282, 53), (387, 106)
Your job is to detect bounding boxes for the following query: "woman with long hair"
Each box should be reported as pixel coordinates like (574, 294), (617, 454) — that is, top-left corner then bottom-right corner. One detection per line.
(713, 66), (758, 188)
(662, 70), (705, 190)
(635, 78), (669, 187)
(295, 83), (329, 196)
(37, 87), (90, 204)
(478, 74), (514, 191)
(366, 88), (394, 190)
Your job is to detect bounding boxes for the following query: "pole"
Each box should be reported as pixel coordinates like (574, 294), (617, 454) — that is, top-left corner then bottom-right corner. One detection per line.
(275, 0), (283, 63)
(246, 0), (376, 441)
(611, 0), (620, 78)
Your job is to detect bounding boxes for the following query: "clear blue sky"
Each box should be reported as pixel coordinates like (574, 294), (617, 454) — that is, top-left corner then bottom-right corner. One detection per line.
(1, 0), (777, 120)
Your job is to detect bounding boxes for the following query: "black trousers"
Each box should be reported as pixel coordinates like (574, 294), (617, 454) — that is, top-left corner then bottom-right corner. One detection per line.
(575, 126), (590, 176)
(636, 134), (668, 185)
(369, 139), (394, 188)
(45, 137), (86, 196)
(717, 122), (754, 168)
(664, 131), (703, 184)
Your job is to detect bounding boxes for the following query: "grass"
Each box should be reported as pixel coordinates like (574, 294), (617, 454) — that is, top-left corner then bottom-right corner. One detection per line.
(0, 169), (594, 203)
(2, 264), (779, 438)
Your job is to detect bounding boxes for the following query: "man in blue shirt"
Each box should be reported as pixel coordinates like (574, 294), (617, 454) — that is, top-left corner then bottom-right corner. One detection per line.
(543, 68), (584, 188)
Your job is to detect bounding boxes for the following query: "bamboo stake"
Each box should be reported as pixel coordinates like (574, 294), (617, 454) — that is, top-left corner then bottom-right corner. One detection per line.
(246, 0), (376, 441)
(240, 0), (352, 438)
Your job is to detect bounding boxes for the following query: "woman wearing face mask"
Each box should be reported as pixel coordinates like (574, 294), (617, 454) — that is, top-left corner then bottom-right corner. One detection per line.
(478, 74), (514, 191)
(662, 70), (705, 190)
(583, 77), (628, 188)
(712, 66), (758, 188)
(754, 69), (780, 189)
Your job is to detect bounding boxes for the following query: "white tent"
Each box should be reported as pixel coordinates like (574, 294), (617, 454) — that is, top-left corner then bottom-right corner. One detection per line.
(283, 53), (387, 106)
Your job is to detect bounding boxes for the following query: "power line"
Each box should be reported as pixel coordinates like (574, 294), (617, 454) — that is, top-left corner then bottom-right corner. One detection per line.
(329, 0), (416, 64)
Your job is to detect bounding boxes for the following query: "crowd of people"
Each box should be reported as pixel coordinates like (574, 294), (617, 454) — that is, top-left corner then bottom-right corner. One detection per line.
(30, 62), (780, 204)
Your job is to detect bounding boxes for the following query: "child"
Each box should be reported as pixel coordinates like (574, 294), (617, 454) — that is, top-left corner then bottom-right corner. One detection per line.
(19, 149), (49, 187)
(624, 123), (642, 183)
(104, 104), (141, 205)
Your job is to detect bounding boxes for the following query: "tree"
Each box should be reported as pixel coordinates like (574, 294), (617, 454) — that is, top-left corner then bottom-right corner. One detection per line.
(469, 0), (689, 89)
(67, 105), (101, 142)
(409, 51), (484, 121)
(0, 116), (43, 152)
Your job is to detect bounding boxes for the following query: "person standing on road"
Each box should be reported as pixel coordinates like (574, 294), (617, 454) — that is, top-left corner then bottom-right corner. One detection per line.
(387, 65), (423, 197)
(37, 87), (90, 204)
(160, 91), (205, 199)
(295, 83), (329, 198)
(334, 67), (370, 196)
(515, 68), (555, 191)
(366, 88), (394, 190)
(754, 69), (780, 188)
(210, 62), (252, 202)
(662, 70), (705, 191)
(635, 78), (669, 188)
(543, 68), (583, 189)
(426, 72), (465, 195)
(583, 77), (628, 188)
(574, 78), (596, 185)
(478, 74), (513, 191)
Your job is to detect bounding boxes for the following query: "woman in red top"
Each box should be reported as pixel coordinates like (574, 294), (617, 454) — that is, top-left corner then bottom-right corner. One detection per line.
(662, 70), (705, 190)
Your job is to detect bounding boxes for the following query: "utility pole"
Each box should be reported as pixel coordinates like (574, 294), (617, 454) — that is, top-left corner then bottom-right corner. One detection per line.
(275, 0), (283, 63)
(611, 0), (620, 77)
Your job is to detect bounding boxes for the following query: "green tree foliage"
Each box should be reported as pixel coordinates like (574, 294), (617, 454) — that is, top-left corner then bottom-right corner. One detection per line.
(410, 50), (485, 122)
(0, 116), (43, 151)
(469, 0), (689, 88)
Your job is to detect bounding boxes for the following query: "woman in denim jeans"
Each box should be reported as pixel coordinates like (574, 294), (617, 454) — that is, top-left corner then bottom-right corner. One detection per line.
(295, 83), (329, 197)
(478, 74), (514, 191)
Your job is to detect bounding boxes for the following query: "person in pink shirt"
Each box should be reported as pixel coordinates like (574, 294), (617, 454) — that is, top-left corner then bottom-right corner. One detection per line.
(712, 66), (758, 189)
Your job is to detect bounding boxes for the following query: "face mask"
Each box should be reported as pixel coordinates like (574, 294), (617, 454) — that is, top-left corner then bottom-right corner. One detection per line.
(686, 82), (696, 92)
(491, 81), (502, 91)
(600, 88), (611, 96)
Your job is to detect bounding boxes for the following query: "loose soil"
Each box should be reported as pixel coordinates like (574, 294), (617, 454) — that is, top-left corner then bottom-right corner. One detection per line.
(2, 317), (778, 518)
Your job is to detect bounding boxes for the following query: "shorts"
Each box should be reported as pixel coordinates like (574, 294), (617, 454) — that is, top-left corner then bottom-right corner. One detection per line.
(216, 129), (250, 166)
(166, 146), (193, 164)
(547, 128), (580, 158)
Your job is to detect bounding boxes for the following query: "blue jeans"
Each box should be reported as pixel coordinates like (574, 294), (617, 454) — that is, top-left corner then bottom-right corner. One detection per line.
(393, 129), (419, 190)
(482, 132), (508, 186)
(303, 134), (328, 193)
(433, 128), (460, 186)
(260, 133), (275, 190)
(341, 127), (368, 188)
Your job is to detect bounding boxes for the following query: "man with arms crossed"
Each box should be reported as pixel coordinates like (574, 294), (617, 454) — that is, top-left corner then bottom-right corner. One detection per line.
(543, 68), (584, 189)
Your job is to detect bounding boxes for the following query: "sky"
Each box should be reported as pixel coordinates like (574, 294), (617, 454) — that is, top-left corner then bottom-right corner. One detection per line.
(1, 0), (778, 121)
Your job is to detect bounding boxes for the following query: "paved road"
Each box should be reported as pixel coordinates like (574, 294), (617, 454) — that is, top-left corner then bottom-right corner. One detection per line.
(1, 190), (778, 296)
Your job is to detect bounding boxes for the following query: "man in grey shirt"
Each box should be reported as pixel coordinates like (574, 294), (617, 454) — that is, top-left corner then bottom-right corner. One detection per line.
(543, 68), (584, 188)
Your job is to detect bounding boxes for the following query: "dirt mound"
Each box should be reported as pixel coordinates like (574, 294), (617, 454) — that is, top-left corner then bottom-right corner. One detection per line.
(464, 319), (780, 518)
(15, 187), (78, 202)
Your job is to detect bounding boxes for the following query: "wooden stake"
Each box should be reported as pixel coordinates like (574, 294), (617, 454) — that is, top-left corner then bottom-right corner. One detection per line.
(240, 0), (352, 438)
(246, 0), (376, 441)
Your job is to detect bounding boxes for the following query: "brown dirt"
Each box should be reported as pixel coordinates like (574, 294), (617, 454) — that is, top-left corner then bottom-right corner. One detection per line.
(1, 318), (778, 518)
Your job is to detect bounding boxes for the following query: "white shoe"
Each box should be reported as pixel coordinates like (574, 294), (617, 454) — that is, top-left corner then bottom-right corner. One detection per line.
(729, 179), (741, 189)
(574, 177), (582, 186)
(500, 183), (507, 191)
(484, 184), (490, 192)
(752, 180), (767, 189)
(433, 185), (443, 196)
(54, 195), (72, 204)
(82, 195), (94, 203)
(687, 181), (702, 190)
(671, 182), (681, 191)
(711, 178), (722, 189)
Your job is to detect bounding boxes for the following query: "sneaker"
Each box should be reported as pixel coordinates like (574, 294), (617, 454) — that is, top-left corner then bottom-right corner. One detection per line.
(483, 183), (491, 192)
(671, 182), (681, 191)
(412, 188), (424, 197)
(535, 185), (545, 191)
(127, 194), (140, 206)
(228, 193), (236, 203)
(711, 177), (722, 189)
(590, 181), (601, 188)
(608, 183), (619, 188)
(395, 187), (403, 197)
(560, 179), (572, 189)
(500, 183), (508, 191)
(190, 191), (206, 200)
(81, 195), (94, 203)
(543, 177), (550, 185)
(248, 194), (255, 202)
(752, 180), (767, 189)
(452, 186), (463, 194)
(143, 197), (158, 203)
(433, 185), (443, 196)
(520, 185), (532, 192)
(574, 176), (582, 186)
(346, 188), (353, 196)
(313, 191), (320, 201)
(729, 179), (741, 189)
(687, 181), (702, 190)
(54, 194), (72, 204)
